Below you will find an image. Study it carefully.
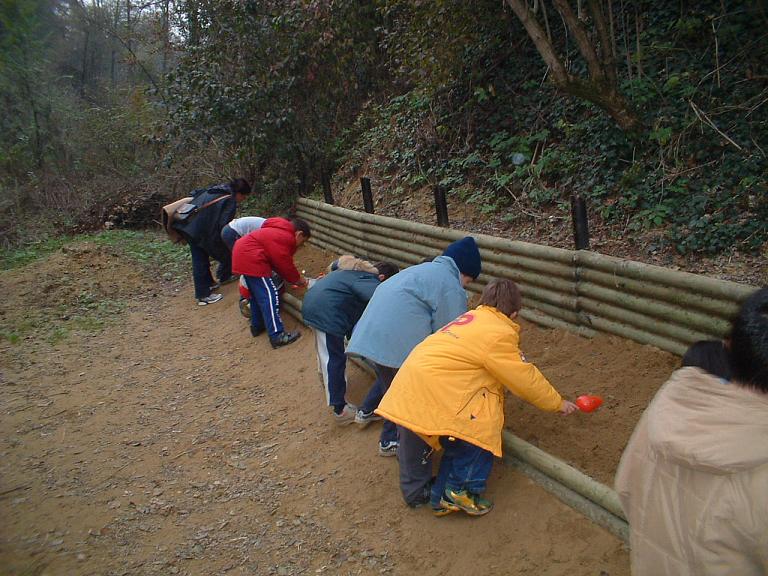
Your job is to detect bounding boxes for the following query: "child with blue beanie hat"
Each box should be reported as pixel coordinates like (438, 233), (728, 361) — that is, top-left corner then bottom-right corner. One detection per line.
(442, 236), (482, 280)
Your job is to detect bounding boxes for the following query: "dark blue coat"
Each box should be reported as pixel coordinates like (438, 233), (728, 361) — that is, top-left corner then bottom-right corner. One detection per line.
(173, 183), (237, 260)
(302, 269), (382, 338)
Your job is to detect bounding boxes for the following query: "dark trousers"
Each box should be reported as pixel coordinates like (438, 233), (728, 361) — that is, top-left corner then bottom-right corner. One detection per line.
(397, 426), (434, 507)
(314, 330), (348, 409)
(215, 252), (232, 283)
(189, 242), (215, 299)
(360, 368), (397, 444)
(430, 437), (494, 507)
(221, 224), (241, 251)
(371, 363), (433, 506)
(243, 275), (284, 339)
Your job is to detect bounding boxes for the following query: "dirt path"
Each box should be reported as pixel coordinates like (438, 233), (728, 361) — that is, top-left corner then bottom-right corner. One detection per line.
(1, 242), (632, 575)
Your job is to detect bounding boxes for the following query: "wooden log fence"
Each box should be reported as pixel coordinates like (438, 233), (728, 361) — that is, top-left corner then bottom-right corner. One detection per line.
(297, 197), (756, 356)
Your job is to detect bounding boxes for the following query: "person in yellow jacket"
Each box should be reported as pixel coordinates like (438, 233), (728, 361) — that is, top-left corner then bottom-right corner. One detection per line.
(376, 278), (578, 516)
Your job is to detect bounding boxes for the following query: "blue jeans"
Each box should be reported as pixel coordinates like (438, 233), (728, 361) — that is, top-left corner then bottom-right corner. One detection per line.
(220, 224), (241, 251)
(367, 363), (398, 444)
(189, 242), (216, 299)
(243, 275), (284, 339)
(430, 437), (494, 507)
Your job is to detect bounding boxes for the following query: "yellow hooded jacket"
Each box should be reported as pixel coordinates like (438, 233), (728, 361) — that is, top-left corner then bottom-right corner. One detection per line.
(375, 305), (563, 457)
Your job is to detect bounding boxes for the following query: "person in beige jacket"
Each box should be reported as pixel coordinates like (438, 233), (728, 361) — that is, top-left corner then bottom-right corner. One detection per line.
(615, 286), (768, 576)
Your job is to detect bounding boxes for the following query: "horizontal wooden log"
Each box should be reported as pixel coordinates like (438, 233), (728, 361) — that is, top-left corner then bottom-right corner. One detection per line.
(503, 430), (626, 520)
(577, 250), (756, 303)
(585, 315), (689, 356)
(301, 205), (576, 279)
(308, 217), (577, 294)
(299, 199), (575, 263)
(578, 268), (740, 320)
(300, 209), (575, 283)
(578, 296), (716, 345)
(520, 309), (596, 337)
(504, 456), (629, 543)
(578, 282), (732, 338)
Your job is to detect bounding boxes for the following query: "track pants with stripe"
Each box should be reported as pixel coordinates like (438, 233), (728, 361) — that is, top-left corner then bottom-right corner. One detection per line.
(314, 329), (348, 410)
(243, 275), (283, 339)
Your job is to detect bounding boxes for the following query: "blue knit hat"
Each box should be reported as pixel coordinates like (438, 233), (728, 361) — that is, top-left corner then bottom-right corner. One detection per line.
(443, 236), (481, 279)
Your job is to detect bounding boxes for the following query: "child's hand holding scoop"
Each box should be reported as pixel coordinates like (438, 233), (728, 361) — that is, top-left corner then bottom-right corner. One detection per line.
(559, 400), (579, 415)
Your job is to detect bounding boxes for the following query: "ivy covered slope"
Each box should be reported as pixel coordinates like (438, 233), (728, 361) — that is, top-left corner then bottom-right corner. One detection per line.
(335, 1), (767, 259)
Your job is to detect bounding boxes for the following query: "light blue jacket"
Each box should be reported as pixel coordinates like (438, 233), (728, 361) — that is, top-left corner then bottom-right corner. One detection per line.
(346, 256), (468, 368)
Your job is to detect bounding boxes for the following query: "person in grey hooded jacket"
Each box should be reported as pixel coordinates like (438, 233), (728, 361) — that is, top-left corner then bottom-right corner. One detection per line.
(615, 286), (768, 576)
(346, 236), (482, 506)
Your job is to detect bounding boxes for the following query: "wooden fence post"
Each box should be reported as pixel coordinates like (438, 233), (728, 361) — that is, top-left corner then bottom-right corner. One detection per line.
(360, 177), (374, 213)
(434, 186), (449, 227)
(571, 195), (590, 250)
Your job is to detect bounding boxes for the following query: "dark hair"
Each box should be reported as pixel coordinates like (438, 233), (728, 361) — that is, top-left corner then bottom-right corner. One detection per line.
(373, 261), (399, 279)
(681, 340), (732, 381)
(729, 286), (768, 393)
(291, 217), (311, 239)
(479, 278), (522, 318)
(229, 178), (251, 196)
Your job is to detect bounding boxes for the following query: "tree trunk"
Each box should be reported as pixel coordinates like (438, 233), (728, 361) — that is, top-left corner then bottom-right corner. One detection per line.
(505, 0), (641, 133)
(161, 0), (169, 74)
(126, 0), (133, 82)
(111, 0), (119, 85)
(80, 26), (90, 98)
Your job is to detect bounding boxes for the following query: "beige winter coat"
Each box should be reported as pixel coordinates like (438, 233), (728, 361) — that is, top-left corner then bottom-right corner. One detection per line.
(615, 367), (768, 576)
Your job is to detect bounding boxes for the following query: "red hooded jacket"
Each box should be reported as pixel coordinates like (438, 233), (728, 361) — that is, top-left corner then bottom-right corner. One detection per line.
(232, 218), (301, 283)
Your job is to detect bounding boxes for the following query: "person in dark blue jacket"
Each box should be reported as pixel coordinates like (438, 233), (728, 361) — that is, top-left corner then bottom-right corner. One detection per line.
(173, 178), (251, 305)
(302, 256), (399, 425)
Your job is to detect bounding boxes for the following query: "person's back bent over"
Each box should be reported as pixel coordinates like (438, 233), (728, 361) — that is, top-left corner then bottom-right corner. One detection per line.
(232, 217), (310, 348)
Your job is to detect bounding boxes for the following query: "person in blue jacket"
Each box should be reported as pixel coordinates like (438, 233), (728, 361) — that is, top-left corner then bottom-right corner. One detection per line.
(302, 256), (399, 425)
(345, 236), (482, 506)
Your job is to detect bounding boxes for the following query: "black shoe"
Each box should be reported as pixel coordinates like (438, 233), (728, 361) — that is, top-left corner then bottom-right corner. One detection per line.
(270, 331), (301, 349)
(250, 325), (264, 337)
(406, 482), (434, 508)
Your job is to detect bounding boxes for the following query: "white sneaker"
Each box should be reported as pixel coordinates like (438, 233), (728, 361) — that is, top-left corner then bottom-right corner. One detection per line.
(333, 403), (358, 426)
(355, 409), (383, 427)
(197, 293), (224, 306)
(378, 441), (399, 457)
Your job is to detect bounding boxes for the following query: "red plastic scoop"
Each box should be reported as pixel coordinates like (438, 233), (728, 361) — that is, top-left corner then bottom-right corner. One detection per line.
(575, 395), (603, 413)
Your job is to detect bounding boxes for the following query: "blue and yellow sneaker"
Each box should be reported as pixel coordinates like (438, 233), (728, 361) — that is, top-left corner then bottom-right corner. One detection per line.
(440, 489), (493, 516)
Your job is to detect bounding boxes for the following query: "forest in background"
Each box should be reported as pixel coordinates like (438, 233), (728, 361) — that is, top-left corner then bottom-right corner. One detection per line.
(1, 0), (766, 260)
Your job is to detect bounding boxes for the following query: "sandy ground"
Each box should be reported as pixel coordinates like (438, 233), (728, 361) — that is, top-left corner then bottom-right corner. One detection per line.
(0, 240), (679, 576)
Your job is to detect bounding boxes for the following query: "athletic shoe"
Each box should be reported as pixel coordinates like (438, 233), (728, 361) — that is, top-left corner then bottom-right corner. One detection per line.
(270, 331), (301, 349)
(378, 441), (399, 457)
(250, 325), (264, 337)
(210, 282), (221, 290)
(197, 293), (223, 306)
(333, 403), (358, 426)
(440, 489), (493, 516)
(432, 502), (458, 517)
(354, 409), (382, 427)
(239, 298), (251, 318)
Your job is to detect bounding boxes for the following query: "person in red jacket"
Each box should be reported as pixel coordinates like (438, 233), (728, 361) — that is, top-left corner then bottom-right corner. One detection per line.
(232, 217), (311, 348)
